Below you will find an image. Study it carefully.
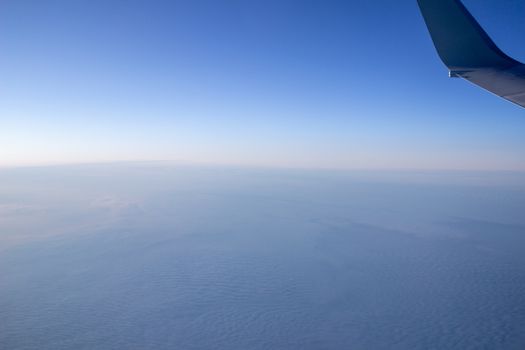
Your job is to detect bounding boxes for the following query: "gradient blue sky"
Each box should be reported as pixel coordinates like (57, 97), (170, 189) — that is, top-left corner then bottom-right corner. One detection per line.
(1, 0), (525, 169)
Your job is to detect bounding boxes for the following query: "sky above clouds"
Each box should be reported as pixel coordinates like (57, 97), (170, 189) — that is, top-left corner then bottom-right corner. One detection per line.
(1, 0), (525, 170)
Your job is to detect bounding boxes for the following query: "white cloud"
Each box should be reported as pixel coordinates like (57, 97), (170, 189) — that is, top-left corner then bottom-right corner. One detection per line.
(90, 196), (143, 216)
(0, 204), (44, 217)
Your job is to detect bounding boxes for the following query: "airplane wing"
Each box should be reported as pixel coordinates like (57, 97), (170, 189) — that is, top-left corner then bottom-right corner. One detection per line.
(417, 0), (525, 108)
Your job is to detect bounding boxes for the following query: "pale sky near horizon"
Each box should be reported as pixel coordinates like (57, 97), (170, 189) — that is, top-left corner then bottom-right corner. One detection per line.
(1, 0), (525, 170)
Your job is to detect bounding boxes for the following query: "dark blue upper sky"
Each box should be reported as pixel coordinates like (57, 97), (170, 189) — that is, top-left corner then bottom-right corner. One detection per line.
(1, 0), (525, 169)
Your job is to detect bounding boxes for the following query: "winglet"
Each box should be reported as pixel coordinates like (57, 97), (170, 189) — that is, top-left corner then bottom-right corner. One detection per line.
(417, 0), (520, 71)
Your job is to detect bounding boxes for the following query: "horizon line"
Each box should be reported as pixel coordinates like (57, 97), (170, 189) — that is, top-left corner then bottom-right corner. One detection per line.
(1, 159), (525, 173)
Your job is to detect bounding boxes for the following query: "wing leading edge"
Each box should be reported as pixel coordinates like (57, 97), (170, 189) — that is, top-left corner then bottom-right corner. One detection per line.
(417, 0), (525, 108)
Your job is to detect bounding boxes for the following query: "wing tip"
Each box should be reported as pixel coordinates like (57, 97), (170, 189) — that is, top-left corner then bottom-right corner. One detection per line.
(417, 0), (519, 70)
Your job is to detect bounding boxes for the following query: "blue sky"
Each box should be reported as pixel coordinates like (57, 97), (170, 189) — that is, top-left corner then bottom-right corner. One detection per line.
(1, 0), (525, 169)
